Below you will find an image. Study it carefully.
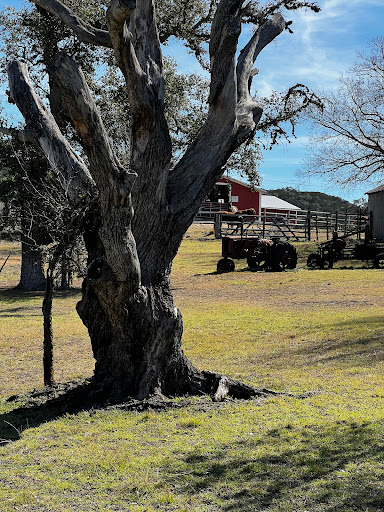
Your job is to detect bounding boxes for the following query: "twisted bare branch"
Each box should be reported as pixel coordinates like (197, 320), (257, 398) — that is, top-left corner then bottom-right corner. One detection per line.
(30, 0), (112, 47)
(7, 60), (94, 203)
(237, 13), (285, 101)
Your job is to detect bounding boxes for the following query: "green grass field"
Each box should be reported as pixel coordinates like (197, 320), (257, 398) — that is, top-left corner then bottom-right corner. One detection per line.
(1, 228), (384, 511)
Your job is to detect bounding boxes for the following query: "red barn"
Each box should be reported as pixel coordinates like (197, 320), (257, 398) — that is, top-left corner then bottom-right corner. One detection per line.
(218, 177), (263, 212)
(198, 177), (264, 219)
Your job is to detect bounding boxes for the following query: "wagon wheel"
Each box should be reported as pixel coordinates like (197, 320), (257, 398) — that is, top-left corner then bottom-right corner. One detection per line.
(373, 253), (384, 269)
(321, 256), (334, 269)
(217, 258), (235, 273)
(307, 253), (322, 269)
(246, 255), (266, 270)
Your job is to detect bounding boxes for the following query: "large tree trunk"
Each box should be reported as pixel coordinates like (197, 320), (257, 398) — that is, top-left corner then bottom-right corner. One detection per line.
(72, 216), (200, 401)
(77, 274), (193, 400)
(18, 232), (45, 291)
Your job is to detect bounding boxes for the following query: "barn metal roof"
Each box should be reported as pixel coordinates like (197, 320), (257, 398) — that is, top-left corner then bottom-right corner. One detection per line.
(261, 195), (301, 210)
(366, 183), (384, 194)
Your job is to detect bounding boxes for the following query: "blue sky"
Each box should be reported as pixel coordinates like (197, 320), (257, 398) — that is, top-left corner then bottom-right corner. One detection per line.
(1, 0), (384, 202)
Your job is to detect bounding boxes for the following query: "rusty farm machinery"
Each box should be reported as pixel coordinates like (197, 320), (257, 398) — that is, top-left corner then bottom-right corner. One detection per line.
(217, 235), (298, 273)
(307, 232), (384, 269)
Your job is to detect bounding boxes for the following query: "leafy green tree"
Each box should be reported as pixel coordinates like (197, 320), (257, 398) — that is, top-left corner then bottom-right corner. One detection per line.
(267, 187), (358, 212)
(0, 136), (48, 290)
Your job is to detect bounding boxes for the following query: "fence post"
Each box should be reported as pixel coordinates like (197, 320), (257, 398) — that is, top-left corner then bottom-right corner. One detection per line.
(214, 214), (222, 239)
(368, 211), (373, 240)
(315, 213), (319, 241)
(344, 209), (348, 234)
(307, 211), (311, 241)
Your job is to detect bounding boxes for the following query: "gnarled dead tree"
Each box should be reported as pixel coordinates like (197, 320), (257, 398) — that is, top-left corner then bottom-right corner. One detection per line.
(6, 0), (319, 403)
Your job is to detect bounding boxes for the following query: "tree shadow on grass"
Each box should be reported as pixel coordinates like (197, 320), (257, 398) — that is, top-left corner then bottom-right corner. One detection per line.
(0, 287), (81, 302)
(0, 288), (44, 304)
(0, 381), (199, 444)
(295, 316), (384, 366)
(165, 421), (384, 511)
(0, 380), (95, 443)
(0, 306), (42, 317)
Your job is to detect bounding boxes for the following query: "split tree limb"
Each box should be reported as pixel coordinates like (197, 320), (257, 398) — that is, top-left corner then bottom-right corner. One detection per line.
(7, 61), (94, 203)
(106, 0), (151, 115)
(167, 2), (285, 235)
(209, 0), (243, 106)
(106, 0), (170, 161)
(237, 13), (285, 101)
(48, 52), (141, 289)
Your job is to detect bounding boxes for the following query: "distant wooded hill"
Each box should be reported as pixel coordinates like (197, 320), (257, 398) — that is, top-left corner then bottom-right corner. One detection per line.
(267, 187), (361, 213)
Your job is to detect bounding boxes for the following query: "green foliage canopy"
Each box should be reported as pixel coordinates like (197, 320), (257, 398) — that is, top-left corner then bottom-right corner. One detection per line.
(267, 187), (359, 212)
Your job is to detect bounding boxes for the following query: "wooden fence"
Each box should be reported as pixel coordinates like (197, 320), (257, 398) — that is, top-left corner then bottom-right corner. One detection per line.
(211, 209), (370, 241)
(194, 201), (231, 222)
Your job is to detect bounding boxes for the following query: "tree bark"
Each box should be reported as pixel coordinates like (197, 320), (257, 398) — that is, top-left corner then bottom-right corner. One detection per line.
(18, 233), (45, 292)
(42, 269), (55, 386)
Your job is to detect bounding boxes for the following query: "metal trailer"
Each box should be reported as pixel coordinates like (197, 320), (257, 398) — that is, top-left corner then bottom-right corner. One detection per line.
(217, 235), (298, 273)
(307, 232), (384, 269)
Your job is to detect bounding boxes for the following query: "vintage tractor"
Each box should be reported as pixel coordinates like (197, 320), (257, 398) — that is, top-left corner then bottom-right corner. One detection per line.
(307, 232), (384, 269)
(217, 236), (298, 273)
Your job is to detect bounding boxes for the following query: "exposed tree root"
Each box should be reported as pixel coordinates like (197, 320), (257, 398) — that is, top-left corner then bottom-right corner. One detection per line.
(201, 371), (280, 402)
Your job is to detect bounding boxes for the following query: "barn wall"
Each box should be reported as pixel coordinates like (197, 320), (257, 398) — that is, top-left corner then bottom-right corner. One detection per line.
(219, 178), (261, 213)
(368, 191), (384, 239)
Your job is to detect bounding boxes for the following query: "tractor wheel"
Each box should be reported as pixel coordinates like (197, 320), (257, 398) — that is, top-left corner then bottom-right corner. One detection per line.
(373, 253), (384, 269)
(217, 258), (235, 273)
(278, 247), (297, 270)
(268, 242), (297, 271)
(321, 256), (334, 269)
(284, 245), (298, 269)
(307, 253), (322, 269)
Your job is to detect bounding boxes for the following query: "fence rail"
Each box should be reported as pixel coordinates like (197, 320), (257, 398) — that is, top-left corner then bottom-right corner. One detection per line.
(194, 201), (231, 222)
(210, 209), (370, 241)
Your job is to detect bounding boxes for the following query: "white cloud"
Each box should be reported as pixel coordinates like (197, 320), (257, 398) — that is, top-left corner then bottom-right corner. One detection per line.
(253, 0), (384, 96)
(296, 0), (381, 44)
